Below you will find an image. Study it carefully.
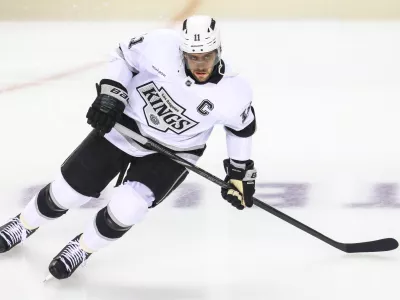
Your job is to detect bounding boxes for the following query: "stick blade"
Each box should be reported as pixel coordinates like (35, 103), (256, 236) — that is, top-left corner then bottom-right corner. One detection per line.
(342, 238), (399, 253)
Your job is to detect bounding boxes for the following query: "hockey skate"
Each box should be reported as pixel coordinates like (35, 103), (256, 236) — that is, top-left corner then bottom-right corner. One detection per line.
(47, 234), (91, 280)
(0, 215), (37, 253)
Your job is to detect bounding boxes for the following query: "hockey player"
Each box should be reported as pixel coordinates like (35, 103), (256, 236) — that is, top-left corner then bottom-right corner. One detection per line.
(0, 15), (257, 280)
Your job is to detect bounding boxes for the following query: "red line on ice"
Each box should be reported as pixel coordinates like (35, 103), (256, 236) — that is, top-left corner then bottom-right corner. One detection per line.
(0, 61), (106, 94)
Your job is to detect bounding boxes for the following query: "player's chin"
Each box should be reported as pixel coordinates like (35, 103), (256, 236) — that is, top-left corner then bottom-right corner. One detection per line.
(193, 71), (211, 82)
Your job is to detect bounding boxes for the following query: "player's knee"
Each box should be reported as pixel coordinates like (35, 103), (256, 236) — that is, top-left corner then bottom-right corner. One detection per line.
(36, 175), (92, 219)
(108, 183), (150, 226)
(94, 183), (151, 239)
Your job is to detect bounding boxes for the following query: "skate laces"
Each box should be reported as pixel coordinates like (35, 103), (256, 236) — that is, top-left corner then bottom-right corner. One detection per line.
(0, 217), (28, 247)
(59, 240), (88, 273)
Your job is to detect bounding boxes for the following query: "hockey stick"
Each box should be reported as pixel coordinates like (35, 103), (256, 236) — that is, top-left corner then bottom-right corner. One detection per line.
(114, 123), (398, 253)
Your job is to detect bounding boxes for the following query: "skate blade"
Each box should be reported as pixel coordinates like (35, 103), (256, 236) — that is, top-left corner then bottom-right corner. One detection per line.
(43, 273), (54, 283)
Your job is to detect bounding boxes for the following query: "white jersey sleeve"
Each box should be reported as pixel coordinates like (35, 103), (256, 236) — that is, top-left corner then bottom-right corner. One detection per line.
(104, 30), (178, 88)
(223, 78), (256, 161)
(102, 33), (149, 89)
(116, 35), (147, 73)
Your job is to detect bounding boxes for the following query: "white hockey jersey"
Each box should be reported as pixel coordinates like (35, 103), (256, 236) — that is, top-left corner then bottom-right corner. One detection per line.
(102, 29), (256, 163)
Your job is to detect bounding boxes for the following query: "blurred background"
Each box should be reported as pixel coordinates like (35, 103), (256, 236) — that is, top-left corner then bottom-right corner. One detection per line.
(1, 0), (400, 20)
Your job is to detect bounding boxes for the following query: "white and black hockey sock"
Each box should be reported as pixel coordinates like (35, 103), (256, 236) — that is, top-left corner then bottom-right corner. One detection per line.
(80, 182), (151, 252)
(80, 206), (132, 252)
(20, 183), (68, 229)
(20, 176), (92, 230)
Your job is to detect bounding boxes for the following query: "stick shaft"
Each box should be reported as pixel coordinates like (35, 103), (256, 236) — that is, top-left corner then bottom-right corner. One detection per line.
(114, 123), (398, 253)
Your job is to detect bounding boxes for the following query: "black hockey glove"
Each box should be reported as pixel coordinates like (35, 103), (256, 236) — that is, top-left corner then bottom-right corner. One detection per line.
(86, 79), (128, 135)
(221, 159), (257, 210)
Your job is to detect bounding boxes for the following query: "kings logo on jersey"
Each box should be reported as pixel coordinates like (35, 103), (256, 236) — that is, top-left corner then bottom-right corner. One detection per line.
(137, 82), (198, 134)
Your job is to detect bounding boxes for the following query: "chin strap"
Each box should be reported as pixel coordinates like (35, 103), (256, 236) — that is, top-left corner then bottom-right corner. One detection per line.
(218, 61), (224, 75)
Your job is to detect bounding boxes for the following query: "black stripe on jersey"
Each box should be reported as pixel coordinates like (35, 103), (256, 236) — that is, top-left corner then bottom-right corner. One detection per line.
(225, 107), (257, 138)
(117, 46), (125, 59)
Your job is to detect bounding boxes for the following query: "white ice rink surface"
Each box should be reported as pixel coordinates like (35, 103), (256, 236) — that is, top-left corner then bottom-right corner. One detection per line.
(1, 21), (400, 300)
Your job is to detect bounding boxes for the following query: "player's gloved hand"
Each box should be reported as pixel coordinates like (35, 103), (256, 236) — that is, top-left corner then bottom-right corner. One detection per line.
(86, 79), (128, 135)
(221, 159), (257, 210)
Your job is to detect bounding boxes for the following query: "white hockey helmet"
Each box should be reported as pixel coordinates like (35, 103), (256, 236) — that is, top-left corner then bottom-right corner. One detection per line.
(180, 15), (222, 65)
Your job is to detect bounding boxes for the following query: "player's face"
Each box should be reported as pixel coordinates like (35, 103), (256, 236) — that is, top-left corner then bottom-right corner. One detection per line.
(184, 50), (218, 82)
